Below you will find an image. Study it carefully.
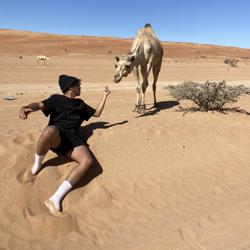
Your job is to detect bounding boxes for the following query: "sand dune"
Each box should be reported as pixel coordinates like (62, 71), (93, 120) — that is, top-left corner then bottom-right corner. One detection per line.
(1, 29), (250, 249)
(1, 28), (250, 58)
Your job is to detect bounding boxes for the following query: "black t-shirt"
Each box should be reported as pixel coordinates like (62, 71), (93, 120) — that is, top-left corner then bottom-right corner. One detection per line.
(42, 94), (96, 131)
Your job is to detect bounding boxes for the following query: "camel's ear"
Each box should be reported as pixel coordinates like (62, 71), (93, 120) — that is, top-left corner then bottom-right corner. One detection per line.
(115, 56), (120, 62)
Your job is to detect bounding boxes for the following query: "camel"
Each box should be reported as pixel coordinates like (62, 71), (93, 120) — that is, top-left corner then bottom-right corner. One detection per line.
(113, 24), (163, 113)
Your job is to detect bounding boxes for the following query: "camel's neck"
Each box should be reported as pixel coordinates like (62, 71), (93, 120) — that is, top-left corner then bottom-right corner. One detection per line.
(130, 42), (141, 56)
(129, 44), (142, 65)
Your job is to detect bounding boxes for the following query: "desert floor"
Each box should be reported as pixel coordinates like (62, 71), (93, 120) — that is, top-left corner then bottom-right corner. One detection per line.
(1, 55), (250, 249)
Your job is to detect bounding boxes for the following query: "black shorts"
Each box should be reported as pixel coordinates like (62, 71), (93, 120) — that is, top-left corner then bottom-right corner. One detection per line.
(50, 128), (86, 156)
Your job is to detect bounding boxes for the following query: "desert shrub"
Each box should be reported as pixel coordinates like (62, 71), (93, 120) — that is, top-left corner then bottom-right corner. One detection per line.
(224, 58), (239, 67)
(166, 81), (250, 111)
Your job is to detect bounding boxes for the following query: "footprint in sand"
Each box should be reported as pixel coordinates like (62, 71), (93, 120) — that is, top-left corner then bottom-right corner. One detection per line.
(179, 227), (206, 250)
(16, 168), (36, 186)
(12, 133), (36, 145)
(23, 207), (80, 240)
(221, 169), (232, 177)
(92, 233), (104, 247)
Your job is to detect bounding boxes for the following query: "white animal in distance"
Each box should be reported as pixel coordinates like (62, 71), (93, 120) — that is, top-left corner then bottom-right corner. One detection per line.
(37, 55), (50, 64)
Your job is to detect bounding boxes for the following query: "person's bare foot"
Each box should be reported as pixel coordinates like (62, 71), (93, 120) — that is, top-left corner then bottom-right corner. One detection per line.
(45, 199), (66, 218)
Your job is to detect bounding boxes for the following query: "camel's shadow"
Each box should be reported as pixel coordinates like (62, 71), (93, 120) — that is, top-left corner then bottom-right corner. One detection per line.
(41, 120), (128, 190)
(136, 100), (180, 117)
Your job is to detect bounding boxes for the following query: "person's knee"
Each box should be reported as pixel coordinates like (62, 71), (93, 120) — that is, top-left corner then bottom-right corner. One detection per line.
(79, 155), (94, 171)
(85, 155), (94, 167)
(42, 126), (59, 139)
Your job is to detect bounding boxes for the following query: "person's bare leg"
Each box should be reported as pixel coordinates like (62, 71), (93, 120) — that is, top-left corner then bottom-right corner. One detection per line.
(65, 145), (94, 186)
(32, 126), (60, 175)
(36, 125), (61, 155)
(45, 145), (93, 215)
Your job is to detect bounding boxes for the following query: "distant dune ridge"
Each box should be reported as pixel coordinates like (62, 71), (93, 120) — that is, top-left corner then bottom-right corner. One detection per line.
(1, 28), (250, 58)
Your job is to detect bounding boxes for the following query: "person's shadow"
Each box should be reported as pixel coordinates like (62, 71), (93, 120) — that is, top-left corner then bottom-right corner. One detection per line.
(41, 120), (128, 190)
(74, 120), (128, 190)
(136, 100), (180, 117)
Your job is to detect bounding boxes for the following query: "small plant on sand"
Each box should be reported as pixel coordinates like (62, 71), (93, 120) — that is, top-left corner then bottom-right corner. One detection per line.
(224, 58), (239, 67)
(166, 81), (250, 112)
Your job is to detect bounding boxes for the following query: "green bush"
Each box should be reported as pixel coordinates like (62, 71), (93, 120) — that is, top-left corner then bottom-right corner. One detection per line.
(166, 81), (250, 111)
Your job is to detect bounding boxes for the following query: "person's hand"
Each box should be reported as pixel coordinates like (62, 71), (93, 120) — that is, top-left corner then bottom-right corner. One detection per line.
(105, 86), (111, 96)
(19, 106), (33, 119)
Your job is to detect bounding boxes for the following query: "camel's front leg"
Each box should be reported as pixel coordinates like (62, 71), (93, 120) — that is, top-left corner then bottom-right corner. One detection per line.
(133, 66), (141, 112)
(138, 65), (150, 113)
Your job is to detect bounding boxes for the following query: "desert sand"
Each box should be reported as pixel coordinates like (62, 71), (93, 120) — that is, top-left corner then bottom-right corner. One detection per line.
(1, 29), (250, 249)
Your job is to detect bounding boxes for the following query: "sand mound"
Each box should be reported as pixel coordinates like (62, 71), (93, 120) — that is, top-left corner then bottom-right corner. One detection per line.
(1, 89), (250, 249)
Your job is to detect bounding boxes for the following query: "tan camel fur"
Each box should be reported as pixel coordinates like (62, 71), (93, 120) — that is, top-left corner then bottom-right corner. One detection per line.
(113, 24), (163, 113)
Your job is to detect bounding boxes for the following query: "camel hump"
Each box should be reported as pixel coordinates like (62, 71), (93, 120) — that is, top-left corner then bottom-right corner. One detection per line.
(144, 23), (152, 28)
(144, 23), (154, 34)
(143, 23), (157, 38)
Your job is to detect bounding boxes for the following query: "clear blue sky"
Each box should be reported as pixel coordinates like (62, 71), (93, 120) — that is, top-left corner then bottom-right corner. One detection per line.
(1, 0), (250, 48)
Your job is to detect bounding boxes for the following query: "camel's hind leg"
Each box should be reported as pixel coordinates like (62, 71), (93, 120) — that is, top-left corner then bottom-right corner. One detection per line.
(152, 62), (162, 107)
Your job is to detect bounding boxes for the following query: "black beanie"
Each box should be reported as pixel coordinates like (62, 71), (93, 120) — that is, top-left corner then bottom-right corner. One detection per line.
(59, 74), (78, 93)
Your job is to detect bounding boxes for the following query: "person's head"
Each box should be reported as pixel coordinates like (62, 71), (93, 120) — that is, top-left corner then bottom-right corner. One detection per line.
(59, 74), (81, 96)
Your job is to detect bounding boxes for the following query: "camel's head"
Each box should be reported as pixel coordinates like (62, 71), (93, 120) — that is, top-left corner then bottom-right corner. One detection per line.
(113, 55), (135, 83)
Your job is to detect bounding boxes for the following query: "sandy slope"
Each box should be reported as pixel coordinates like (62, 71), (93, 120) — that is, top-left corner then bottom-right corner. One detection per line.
(1, 28), (250, 58)
(2, 88), (250, 250)
(1, 29), (250, 250)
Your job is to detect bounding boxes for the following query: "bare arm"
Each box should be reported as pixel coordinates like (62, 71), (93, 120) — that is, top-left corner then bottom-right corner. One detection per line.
(93, 86), (111, 117)
(19, 102), (44, 119)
